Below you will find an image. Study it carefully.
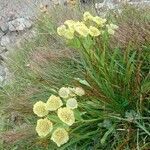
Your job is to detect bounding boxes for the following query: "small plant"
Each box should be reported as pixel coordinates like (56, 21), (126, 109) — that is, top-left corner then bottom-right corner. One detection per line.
(33, 86), (85, 147)
(1, 6), (149, 150)
(54, 11), (150, 149)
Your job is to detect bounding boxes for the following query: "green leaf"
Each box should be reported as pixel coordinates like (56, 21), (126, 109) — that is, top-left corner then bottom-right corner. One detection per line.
(68, 38), (81, 49)
(47, 115), (62, 124)
(82, 36), (93, 50)
(74, 78), (91, 87)
(74, 109), (83, 121)
(101, 124), (115, 144)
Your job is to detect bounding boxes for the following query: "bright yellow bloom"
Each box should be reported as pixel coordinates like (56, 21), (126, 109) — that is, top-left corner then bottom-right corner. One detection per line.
(33, 101), (48, 117)
(106, 23), (118, 35)
(64, 20), (75, 32)
(59, 87), (70, 99)
(46, 95), (63, 111)
(83, 11), (93, 21)
(74, 22), (89, 37)
(51, 128), (69, 147)
(57, 107), (75, 126)
(92, 16), (106, 26)
(66, 98), (78, 109)
(75, 87), (85, 96)
(89, 26), (101, 37)
(63, 29), (74, 39)
(57, 25), (67, 36)
(36, 118), (53, 137)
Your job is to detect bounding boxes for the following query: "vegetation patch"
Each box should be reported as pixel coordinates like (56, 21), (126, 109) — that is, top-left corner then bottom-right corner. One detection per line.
(0, 4), (150, 150)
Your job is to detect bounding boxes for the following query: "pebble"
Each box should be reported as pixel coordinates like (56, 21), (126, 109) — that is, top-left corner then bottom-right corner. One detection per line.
(0, 65), (6, 86)
(0, 46), (7, 54)
(0, 35), (10, 47)
(0, 30), (4, 38)
(8, 18), (32, 31)
(0, 23), (9, 33)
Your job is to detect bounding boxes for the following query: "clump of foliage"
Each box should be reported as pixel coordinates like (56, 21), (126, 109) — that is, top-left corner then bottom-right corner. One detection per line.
(52, 10), (150, 149)
(0, 4), (149, 150)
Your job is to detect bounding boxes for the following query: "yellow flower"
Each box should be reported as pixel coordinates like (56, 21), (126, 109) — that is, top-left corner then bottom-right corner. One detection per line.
(68, 87), (76, 97)
(57, 107), (75, 126)
(106, 23), (118, 35)
(51, 128), (69, 147)
(64, 20), (75, 32)
(57, 25), (67, 36)
(89, 26), (101, 37)
(75, 87), (85, 96)
(63, 29), (74, 39)
(66, 98), (78, 109)
(36, 118), (53, 137)
(92, 16), (106, 26)
(59, 87), (70, 99)
(83, 11), (93, 21)
(74, 22), (89, 37)
(46, 95), (63, 111)
(33, 101), (48, 117)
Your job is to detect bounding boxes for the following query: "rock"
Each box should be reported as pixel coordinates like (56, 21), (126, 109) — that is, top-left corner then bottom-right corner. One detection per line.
(0, 51), (9, 61)
(0, 35), (10, 47)
(0, 23), (9, 33)
(8, 18), (32, 31)
(7, 11), (18, 22)
(0, 64), (11, 87)
(0, 75), (4, 84)
(3, 67), (12, 86)
(0, 65), (6, 85)
(0, 46), (7, 54)
(0, 65), (6, 77)
(0, 30), (4, 38)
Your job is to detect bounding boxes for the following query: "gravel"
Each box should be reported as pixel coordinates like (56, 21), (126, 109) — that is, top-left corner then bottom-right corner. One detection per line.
(0, 0), (53, 24)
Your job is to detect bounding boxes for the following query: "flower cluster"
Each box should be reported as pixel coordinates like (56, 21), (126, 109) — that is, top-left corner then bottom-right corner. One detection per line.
(33, 86), (85, 147)
(57, 11), (118, 39)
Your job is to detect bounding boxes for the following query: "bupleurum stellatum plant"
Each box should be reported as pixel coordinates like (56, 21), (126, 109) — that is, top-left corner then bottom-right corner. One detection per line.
(1, 6), (149, 149)
(33, 86), (85, 147)
(24, 8), (150, 149)
(55, 12), (150, 149)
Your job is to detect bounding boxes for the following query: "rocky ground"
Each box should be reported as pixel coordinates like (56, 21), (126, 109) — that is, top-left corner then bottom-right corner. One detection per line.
(0, 0), (55, 86)
(0, 0), (149, 86)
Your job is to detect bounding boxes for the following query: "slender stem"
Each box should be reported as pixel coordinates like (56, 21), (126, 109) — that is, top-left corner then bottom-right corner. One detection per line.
(135, 121), (150, 136)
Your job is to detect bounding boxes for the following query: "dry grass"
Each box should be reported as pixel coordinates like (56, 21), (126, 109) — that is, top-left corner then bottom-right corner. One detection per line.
(107, 6), (150, 49)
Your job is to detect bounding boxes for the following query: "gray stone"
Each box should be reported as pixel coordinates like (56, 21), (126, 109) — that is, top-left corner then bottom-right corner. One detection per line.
(0, 65), (6, 78)
(8, 18), (32, 31)
(0, 35), (10, 46)
(7, 11), (18, 22)
(0, 75), (4, 83)
(0, 64), (10, 86)
(3, 67), (12, 85)
(0, 23), (9, 33)
(0, 46), (7, 54)
(0, 51), (9, 61)
(0, 30), (4, 38)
